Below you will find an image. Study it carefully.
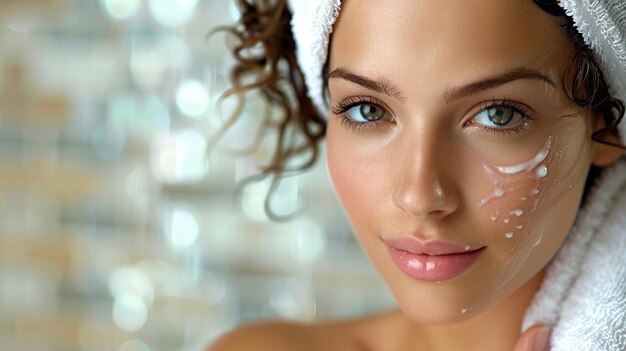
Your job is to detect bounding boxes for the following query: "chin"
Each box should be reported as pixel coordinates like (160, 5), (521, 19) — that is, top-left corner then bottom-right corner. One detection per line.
(389, 283), (492, 325)
(397, 301), (479, 325)
(391, 268), (533, 327)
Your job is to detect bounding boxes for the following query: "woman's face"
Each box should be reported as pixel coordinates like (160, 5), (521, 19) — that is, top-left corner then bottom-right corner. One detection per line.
(326, 0), (599, 323)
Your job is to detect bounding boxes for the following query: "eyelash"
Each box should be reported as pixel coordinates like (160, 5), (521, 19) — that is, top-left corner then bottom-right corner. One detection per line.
(331, 96), (535, 135)
(469, 99), (534, 136)
(331, 96), (391, 132)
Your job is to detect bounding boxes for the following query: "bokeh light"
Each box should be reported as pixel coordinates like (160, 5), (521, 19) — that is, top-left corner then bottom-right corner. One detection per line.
(0, 1), (363, 349)
(175, 79), (210, 118)
(164, 206), (200, 250)
(113, 293), (148, 332)
(102, 0), (142, 20)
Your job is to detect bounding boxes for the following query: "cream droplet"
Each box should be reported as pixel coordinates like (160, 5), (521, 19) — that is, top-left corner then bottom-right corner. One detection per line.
(530, 188), (539, 195)
(516, 225), (523, 229)
(504, 217), (510, 224)
(535, 164), (548, 178)
(464, 245), (471, 251)
(510, 209), (524, 217)
(494, 187), (504, 197)
(461, 308), (468, 314)
(520, 197), (528, 201)
(505, 232), (514, 239)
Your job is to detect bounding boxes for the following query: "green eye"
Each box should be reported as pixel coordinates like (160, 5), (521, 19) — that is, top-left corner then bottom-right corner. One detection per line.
(347, 103), (386, 122)
(473, 103), (528, 132)
(486, 106), (515, 125)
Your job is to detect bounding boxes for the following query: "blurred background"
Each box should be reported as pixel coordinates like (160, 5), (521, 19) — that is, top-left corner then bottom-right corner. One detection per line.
(0, 0), (395, 350)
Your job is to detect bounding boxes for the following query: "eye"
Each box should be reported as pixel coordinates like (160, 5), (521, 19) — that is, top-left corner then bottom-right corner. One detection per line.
(474, 106), (523, 128)
(346, 103), (387, 122)
(331, 96), (393, 132)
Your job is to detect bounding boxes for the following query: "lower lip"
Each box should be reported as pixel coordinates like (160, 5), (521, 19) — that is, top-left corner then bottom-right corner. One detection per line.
(387, 246), (485, 281)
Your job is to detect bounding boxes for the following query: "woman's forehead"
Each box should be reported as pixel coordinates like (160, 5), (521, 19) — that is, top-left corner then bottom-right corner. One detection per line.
(329, 0), (573, 84)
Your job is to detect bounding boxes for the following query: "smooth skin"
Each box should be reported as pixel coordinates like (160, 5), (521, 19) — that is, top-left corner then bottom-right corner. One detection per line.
(209, 0), (623, 350)
(208, 317), (550, 351)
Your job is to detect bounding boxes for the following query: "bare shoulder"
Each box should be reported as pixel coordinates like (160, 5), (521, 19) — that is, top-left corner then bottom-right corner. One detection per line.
(206, 320), (315, 351)
(206, 309), (400, 351)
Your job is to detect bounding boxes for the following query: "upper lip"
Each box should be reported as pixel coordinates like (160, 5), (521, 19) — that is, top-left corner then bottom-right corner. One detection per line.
(382, 236), (482, 255)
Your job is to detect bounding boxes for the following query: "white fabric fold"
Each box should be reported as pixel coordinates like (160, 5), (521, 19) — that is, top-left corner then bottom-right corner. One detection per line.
(557, 0), (626, 133)
(286, 0), (341, 116)
(522, 158), (626, 350)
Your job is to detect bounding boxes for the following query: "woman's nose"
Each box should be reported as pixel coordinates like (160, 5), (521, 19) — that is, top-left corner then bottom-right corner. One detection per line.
(391, 141), (460, 220)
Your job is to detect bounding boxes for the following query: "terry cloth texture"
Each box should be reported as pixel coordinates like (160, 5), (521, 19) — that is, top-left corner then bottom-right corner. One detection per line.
(522, 158), (626, 350)
(286, 0), (340, 117)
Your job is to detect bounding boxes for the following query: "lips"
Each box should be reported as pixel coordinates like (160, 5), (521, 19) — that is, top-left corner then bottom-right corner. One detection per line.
(383, 236), (480, 255)
(383, 236), (485, 281)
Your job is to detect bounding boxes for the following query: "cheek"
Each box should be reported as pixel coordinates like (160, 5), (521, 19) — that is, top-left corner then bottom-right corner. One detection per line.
(474, 138), (552, 241)
(326, 125), (379, 231)
(474, 131), (593, 260)
(326, 121), (401, 241)
(452, 133), (594, 315)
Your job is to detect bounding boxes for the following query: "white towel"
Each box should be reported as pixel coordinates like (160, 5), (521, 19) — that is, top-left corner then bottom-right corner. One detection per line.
(286, 0), (340, 116)
(557, 0), (626, 116)
(522, 158), (626, 350)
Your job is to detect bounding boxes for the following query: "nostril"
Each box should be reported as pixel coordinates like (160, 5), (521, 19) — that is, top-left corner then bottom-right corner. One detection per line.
(392, 191), (459, 219)
(429, 209), (449, 217)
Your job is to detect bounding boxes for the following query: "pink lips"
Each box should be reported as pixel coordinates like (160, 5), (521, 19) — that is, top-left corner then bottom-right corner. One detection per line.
(383, 236), (485, 281)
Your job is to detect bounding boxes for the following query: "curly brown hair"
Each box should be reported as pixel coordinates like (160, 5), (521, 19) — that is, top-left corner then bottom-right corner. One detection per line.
(214, 0), (625, 220)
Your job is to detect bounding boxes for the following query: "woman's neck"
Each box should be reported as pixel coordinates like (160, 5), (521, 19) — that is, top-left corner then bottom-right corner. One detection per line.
(386, 269), (546, 351)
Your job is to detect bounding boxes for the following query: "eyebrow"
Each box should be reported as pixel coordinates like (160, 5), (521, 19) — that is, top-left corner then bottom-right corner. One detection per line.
(328, 68), (406, 101)
(328, 66), (557, 103)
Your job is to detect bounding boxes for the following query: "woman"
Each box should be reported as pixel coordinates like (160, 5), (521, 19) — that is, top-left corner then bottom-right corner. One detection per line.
(209, 0), (626, 350)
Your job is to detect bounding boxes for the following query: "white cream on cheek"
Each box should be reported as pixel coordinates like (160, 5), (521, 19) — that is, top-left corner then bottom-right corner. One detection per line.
(477, 136), (553, 238)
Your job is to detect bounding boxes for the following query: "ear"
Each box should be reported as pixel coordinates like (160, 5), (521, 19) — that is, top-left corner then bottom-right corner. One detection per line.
(592, 131), (625, 167)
